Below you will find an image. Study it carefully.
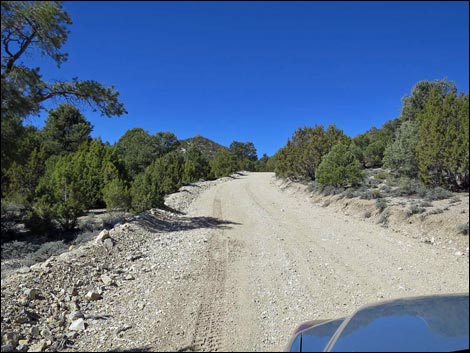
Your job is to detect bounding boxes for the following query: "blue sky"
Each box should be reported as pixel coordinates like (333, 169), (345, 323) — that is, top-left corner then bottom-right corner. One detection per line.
(29, 1), (469, 156)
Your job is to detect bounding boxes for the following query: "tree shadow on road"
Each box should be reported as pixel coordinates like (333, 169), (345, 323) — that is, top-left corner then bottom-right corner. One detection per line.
(137, 212), (241, 233)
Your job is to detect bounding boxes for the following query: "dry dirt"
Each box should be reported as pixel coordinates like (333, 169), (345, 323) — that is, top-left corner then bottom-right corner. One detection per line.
(2, 172), (468, 352)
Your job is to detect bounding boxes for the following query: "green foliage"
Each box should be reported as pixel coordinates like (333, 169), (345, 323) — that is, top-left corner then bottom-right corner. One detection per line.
(150, 152), (184, 195)
(4, 146), (47, 203)
(316, 144), (364, 187)
(41, 103), (92, 156)
(228, 141), (258, 171)
(180, 135), (226, 161)
(130, 151), (184, 212)
(375, 198), (388, 213)
(154, 131), (180, 156)
(102, 179), (131, 211)
(401, 79), (457, 122)
(1, 123), (41, 197)
(1, 0), (125, 201)
(1, 1), (126, 119)
(34, 155), (86, 230)
(130, 173), (156, 213)
(115, 129), (179, 178)
(275, 124), (350, 180)
(396, 177), (421, 196)
(363, 140), (386, 168)
(210, 149), (238, 178)
(255, 154), (275, 172)
(383, 120), (419, 178)
(33, 139), (126, 229)
(114, 128), (159, 178)
(183, 148), (210, 183)
(416, 89), (469, 190)
(23, 209), (52, 235)
(353, 119), (400, 168)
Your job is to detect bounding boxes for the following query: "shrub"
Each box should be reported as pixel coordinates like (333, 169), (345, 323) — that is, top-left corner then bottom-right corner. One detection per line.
(375, 172), (388, 180)
(322, 185), (344, 196)
(102, 179), (131, 211)
(362, 211), (372, 218)
(379, 208), (391, 226)
(375, 198), (388, 213)
(380, 185), (391, 195)
(23, 241), (68, 267)
(423, 187), (453, 201)
(396, 177), (421, 196)
(343, 189), (355, 199)
(406, 204), (426, 217)
(449, 196), (460, 204)
(360, 189), (382, 200)
(23, 209), (52, 235)
(73, 230), (97, 245)
(102, 212), (127, 229)
(383, 120), (419, 178)
(316, 144), (364, 187)
(428, 208), (444, 215)
(1, 241), (40, 260)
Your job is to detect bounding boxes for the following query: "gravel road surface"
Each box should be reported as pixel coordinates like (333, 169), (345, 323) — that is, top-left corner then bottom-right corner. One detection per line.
(22, 172), (465, 352)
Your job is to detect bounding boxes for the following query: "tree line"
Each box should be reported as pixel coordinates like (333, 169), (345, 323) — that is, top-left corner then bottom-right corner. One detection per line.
(2, 102), (267, 231)
(1, 1), (271, 233)
(273, 79), (469, 192)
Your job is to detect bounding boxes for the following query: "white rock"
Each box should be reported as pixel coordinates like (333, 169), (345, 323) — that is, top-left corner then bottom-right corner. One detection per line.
(85, 291), (102, 301)
(23, 288), (37, 300)
(101, 274), (113, 286)
(26, 340), (47, 352)
(95, 229), (110, 243)
(69, 318), (86, 331)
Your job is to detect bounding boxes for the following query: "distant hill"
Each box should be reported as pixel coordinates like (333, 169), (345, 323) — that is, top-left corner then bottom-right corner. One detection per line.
(179, 135), (226, 160)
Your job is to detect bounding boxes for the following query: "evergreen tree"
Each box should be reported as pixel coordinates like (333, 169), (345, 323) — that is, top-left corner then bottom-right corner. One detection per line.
(102, 179), (131, 211)
(274, 124), (349, 180)
(130, 172), (161, 213)
(210, 149), (238, 178)
(150, 151), (184, 195)
(316, 144), (364, 187)
(183, 148), (210, 183)
(41, 103), (92, 156)
(115, 128), (161, 178)
(5, 146), (47, 204)
(401, 79), (456, 122)
(417, 89), (469, 190)
(1, 1), (126, 192)
(35, 155), (86, 230)
(383, 120), (420, 178)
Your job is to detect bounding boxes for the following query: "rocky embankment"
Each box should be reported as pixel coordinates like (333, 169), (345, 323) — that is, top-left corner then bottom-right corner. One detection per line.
(1, 177), (231, 352)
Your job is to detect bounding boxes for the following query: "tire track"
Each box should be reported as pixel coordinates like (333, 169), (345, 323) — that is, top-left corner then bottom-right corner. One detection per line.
(190, 197), (229, 352)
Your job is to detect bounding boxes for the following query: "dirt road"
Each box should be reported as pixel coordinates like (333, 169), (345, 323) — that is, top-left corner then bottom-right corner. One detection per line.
(69, 172), (468, 352)
(181, 172), (468, 351)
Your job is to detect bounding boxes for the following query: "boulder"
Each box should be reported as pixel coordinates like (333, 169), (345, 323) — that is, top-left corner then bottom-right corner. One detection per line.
(69, 318), (86, 332)
(95, 229), (110, 243)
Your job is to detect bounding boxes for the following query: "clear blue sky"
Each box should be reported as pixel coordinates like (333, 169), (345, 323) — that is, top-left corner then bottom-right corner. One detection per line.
(31, 1), (469, 157)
